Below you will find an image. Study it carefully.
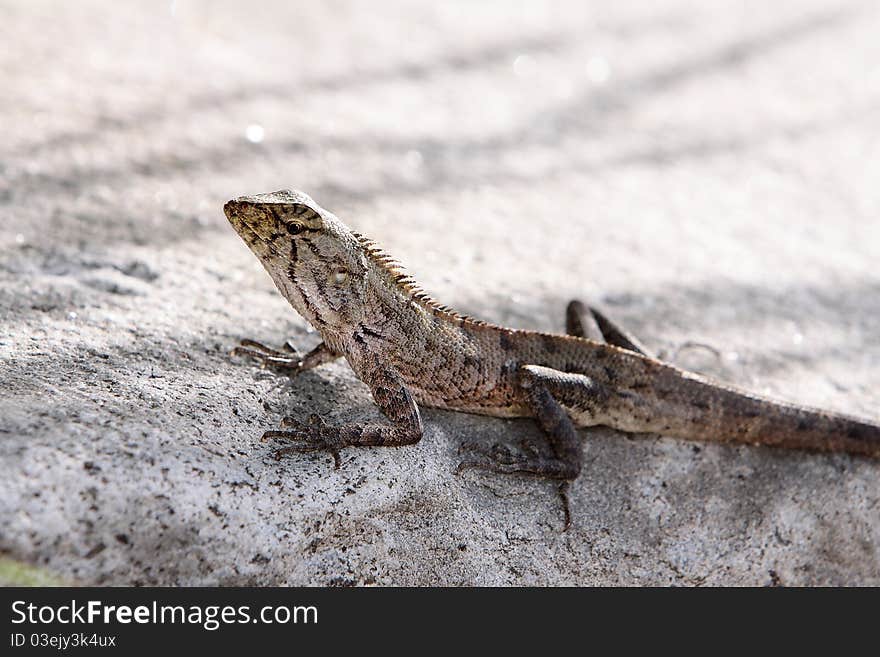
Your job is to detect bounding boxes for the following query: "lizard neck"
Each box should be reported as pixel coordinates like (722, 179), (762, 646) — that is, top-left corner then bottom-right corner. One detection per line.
(353, 232), (490, 331)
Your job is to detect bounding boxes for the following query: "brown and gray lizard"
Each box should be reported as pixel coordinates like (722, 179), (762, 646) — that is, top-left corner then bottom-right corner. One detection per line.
(224, 190), (880, 525)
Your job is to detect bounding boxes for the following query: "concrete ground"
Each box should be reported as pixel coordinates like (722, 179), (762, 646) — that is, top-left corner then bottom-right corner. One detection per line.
(1, 0), (878, 585)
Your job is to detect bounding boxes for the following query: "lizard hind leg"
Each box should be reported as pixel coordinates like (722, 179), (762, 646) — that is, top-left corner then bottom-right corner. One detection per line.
(565, 299), (605, 343)
(566, 299), (653, 357)
(458, 364), (601, 529)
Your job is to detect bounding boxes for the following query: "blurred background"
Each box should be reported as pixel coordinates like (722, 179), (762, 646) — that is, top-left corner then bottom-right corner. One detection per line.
(6, 0), (879, 255)
(1, 0), (879, 585)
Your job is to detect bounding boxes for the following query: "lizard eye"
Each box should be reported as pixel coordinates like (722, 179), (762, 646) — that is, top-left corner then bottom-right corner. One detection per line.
(286, 222), (304, 236)
(331, 267), (350, 284)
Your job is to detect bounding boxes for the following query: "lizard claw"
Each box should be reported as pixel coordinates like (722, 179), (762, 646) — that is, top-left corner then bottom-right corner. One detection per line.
(558, 483), (572, 532)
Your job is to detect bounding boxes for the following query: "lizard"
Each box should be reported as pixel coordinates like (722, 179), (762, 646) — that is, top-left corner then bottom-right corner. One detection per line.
(223, 189), (880, 527)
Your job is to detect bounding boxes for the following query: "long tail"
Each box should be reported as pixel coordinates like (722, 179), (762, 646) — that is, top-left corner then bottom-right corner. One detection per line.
(604, 351), (880, 457)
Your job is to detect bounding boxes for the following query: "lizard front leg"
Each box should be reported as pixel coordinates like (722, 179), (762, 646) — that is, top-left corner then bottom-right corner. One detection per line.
(232, 339), (341, 375)
(263, 365), (423, 468)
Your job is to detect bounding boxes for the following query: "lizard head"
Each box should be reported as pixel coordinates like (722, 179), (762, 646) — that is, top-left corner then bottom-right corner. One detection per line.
(224, 190), (369, 336)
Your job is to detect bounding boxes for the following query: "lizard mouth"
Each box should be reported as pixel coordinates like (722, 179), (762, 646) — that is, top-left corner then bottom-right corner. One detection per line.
(224, 200), (285, 261)
(223, 199), (249, 223)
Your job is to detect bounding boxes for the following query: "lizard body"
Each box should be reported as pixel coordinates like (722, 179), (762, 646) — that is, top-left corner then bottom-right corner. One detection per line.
(224, 190), (880, 522)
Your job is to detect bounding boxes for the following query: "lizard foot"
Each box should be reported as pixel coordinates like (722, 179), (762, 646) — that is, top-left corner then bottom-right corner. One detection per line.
(262, 414), (342, 468)
(457, 442), (577, 531)
(456, 445), (579, 479)
(231, 338), (304, 371)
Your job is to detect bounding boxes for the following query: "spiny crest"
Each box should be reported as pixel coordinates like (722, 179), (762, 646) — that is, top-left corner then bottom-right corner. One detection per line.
(353, 232), (487, 326)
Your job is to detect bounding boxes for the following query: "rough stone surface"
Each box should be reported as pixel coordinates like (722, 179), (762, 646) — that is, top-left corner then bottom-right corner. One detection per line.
(1, 0), (879, 585)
